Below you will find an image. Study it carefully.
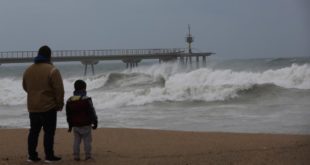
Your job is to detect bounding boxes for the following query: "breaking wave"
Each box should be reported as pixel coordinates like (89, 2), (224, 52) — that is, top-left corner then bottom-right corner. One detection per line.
(91, 63), (310, 108)
(0, 63), (309, 108)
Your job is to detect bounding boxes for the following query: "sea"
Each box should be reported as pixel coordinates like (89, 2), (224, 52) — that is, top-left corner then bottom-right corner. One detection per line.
(0, 56), (310, 134)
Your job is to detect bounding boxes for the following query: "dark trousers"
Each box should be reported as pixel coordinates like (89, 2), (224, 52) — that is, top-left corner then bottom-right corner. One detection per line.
(28, 109), (57, 159)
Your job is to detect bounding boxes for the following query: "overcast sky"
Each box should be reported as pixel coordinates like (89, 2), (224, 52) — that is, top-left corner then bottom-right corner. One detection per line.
(0, 0), (309, 58)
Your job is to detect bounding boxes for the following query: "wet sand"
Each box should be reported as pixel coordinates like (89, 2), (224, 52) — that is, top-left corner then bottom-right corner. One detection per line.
(0, 128), (309, 165)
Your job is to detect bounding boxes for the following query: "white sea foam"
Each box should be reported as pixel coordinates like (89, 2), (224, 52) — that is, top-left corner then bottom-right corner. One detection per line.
(91, 63), (310, 108)
(0, 78), (26, 106)
(0, 63), (309, 107)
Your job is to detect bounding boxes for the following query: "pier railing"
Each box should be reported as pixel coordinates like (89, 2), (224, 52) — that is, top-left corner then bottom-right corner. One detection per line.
(0, 48), (185, 60)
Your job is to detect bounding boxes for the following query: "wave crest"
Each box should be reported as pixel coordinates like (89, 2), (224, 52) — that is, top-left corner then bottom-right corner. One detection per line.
(92, 64), (310, 108)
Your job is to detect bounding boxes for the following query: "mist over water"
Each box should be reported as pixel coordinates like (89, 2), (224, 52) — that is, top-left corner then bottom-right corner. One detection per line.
(0, 57), (310, 134)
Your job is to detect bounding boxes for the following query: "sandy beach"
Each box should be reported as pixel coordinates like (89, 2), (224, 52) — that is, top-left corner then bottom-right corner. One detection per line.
(0, 128), (309, 165)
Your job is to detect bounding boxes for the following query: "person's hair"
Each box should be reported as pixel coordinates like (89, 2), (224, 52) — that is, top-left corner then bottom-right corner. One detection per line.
(74, 80), (87, 90)
(38, 45), (51, 58)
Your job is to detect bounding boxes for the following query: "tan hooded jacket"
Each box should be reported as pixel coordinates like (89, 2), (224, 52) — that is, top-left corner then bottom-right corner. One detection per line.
(23, 63), (64, 113)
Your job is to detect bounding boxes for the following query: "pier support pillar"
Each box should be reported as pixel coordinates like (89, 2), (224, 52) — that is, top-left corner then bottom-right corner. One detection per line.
(159, 56), (177, 64)
(202, 56), (207, 67)
(196, 56), (200, 69)
(81, 60), (99, 76)
(84, 64), (88, 76)
(122, 58), (142, 69)
(91, 64), (95, 75)
(179, 56), (184, 65)
(179, 54), (210, 68)
(189, 56), (193, 69)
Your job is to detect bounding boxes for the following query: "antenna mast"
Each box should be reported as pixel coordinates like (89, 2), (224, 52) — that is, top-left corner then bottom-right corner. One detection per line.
(186, 24), (194, 54)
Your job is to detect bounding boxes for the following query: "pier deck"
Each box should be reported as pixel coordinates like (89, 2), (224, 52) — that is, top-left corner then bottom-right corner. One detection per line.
(0, 48), (213, 75)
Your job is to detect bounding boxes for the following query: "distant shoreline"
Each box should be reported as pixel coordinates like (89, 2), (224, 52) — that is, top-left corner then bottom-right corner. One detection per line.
(1, 128), (310, 165)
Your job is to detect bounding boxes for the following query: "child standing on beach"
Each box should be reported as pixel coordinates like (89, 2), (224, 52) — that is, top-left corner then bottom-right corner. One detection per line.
(66, 80), (98, 161)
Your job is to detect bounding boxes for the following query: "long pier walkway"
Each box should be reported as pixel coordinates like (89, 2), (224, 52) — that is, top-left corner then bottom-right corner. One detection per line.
(0, 48), (213, 75)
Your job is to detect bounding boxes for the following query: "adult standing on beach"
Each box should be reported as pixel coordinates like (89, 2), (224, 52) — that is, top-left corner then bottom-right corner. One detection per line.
(22, 45), (64, 163)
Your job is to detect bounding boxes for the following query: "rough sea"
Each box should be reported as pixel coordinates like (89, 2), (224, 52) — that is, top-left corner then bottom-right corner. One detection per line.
(0, 56), (310, 134)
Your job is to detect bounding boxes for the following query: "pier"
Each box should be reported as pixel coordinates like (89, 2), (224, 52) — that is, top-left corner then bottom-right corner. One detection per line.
(0, 25), (214, 75)
(0, 48), (213, 75)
